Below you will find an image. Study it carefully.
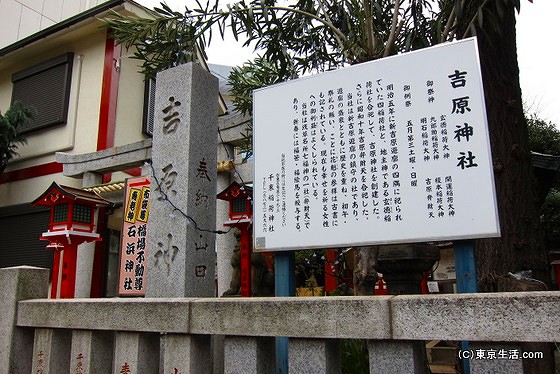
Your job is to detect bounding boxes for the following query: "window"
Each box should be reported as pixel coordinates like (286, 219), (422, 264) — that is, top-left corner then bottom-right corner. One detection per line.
(72, 204), (92, 223)
(52, 203), (69, 223)
(0, 204), (53, 269)
(11, 52), (74, 134)
(142, 77), (156, 137)
(232, 198), (246, 214)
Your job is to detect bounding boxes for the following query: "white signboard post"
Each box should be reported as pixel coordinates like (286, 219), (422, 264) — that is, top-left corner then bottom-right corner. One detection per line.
(253, 38), (500, 252)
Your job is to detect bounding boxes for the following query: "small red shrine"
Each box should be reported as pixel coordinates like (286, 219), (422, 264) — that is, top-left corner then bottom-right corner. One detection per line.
(32, 182), (111, 298)
(217, 181), (253, 296)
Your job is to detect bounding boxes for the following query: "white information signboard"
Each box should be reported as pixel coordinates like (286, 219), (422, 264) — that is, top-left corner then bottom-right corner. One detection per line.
(253, 38), (500, 252)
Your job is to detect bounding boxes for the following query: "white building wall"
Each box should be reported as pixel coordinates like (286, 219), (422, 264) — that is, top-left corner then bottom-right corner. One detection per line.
(0, 0), (107, 49)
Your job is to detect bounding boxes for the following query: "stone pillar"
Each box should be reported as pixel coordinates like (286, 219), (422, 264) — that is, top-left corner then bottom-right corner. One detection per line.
(161, 334), (212, 374)
(113, 332), (159, 374)
(146, 62), (218, 298)
(75, 171), (103, 298)
(224, 336), (275, 374)
(368, 340), (424, 374)
(288, 338), (340, 374)
(31, 328), (72, 374)
(216, 144), (235, 296)
(70, 330), (113, 373)
(469, 343), (523, 374)
(0, 266), (49, 373)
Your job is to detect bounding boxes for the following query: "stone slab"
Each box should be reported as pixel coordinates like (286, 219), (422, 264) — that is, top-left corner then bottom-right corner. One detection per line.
(162, 333), (212, 374)
(190, 296), (393, 339)
(368, 340), (423, 374)
(224, 336), (274, 374)
(18, 298), (191, 333)
(113, 332), (159, 374)
(32, 328), (71, 374)
(0, 266), (49, 374)
(56, 139), (152, 177)
(70, 330), (113, 374)
(289, 338), (340, 374)
(469, 343), (523, 374)
(146, 62), (218, 298)
(391, 291), (560, 342)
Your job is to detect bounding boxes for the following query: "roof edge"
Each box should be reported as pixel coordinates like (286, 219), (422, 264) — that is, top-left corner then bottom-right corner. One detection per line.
(0, 0), (126, 58)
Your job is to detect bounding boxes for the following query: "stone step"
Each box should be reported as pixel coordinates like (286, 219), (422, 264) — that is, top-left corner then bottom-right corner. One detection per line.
(429, 363), (456, 374)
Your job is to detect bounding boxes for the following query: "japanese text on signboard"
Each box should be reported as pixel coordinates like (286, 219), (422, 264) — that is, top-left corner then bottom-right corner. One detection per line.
(119, 177), (150, 295)
(253, 38), (499, 251)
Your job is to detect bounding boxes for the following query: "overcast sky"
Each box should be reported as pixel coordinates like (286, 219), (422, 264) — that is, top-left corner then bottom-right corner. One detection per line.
(516, 1), (559, 125)
(137, 0), (560, 126)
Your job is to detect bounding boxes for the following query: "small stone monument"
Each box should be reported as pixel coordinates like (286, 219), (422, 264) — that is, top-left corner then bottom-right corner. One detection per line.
(146, 62), (218, 297)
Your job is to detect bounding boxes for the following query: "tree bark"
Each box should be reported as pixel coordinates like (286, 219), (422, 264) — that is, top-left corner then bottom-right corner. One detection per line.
(459, 4), (553, 371)
(457, 2), (549, 292)
(353, 246), (379, 295)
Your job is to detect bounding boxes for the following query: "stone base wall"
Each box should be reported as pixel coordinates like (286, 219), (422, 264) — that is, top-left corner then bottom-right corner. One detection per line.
(1, 267), (559, 374)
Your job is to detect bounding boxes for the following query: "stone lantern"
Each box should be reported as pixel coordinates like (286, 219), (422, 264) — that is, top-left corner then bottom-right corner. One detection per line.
(376, 243), (440, 294)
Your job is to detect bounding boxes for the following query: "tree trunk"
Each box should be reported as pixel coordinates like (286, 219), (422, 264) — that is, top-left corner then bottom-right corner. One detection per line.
(353, 246), (379, 295)
(457, 2), (550, 292)
(459, 4), (553, 372)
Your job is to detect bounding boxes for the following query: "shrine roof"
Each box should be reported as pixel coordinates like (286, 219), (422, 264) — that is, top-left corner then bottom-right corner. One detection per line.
(32, 181), (112, 207)
(217, 181), (253, 201)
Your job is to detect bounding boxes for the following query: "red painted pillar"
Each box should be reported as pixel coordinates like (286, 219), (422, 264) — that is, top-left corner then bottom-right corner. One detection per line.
(90, 208), (108, 297)
(324, 249), (338, 293)
(50, 250), (61, 299)
(239, 224), (251, 297)
(420, 271), (429, 294)
(51, 245), (79, 299)
(97, 35), (121, 184)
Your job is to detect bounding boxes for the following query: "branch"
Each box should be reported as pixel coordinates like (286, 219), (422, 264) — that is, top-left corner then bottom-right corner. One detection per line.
(179, 3), (350, 48)
(316, 0), (353, 62)
(441, 5), (456, 42)
(461, 0), (489, 39)
(260, 5), (349, 45)
(383, 0), (402, 57)
(363, 0), (376, 58)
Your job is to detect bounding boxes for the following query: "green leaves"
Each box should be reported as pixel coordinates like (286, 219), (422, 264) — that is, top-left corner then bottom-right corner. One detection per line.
(0, 101), (33, 174)
(101, 6), (206, 79)
(100, 0), (531, 119)
(101, 0), (533, 80)
(527, 114), (560, 156)
(228, 56), (296, 116)
(102, 0), (432, 80)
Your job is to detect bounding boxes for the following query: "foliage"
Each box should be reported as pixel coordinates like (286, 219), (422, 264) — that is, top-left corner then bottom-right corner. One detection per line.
(103, 0), (431, 78)
(526, 114), (560, 249)
(341, 339), (369, 374)
(103, 0), (529, 78)
(228, 56), (297, 116)
(102, 0), (527, 146)
(102, 0), (531, 163)
(0, 101), (33, 175)
(527, 114), (560, 156)
(227, 56), (298, 160)
(101, 3), (204, 79)
(540, 189), (560, 248)
(294, 249), (324, 284)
